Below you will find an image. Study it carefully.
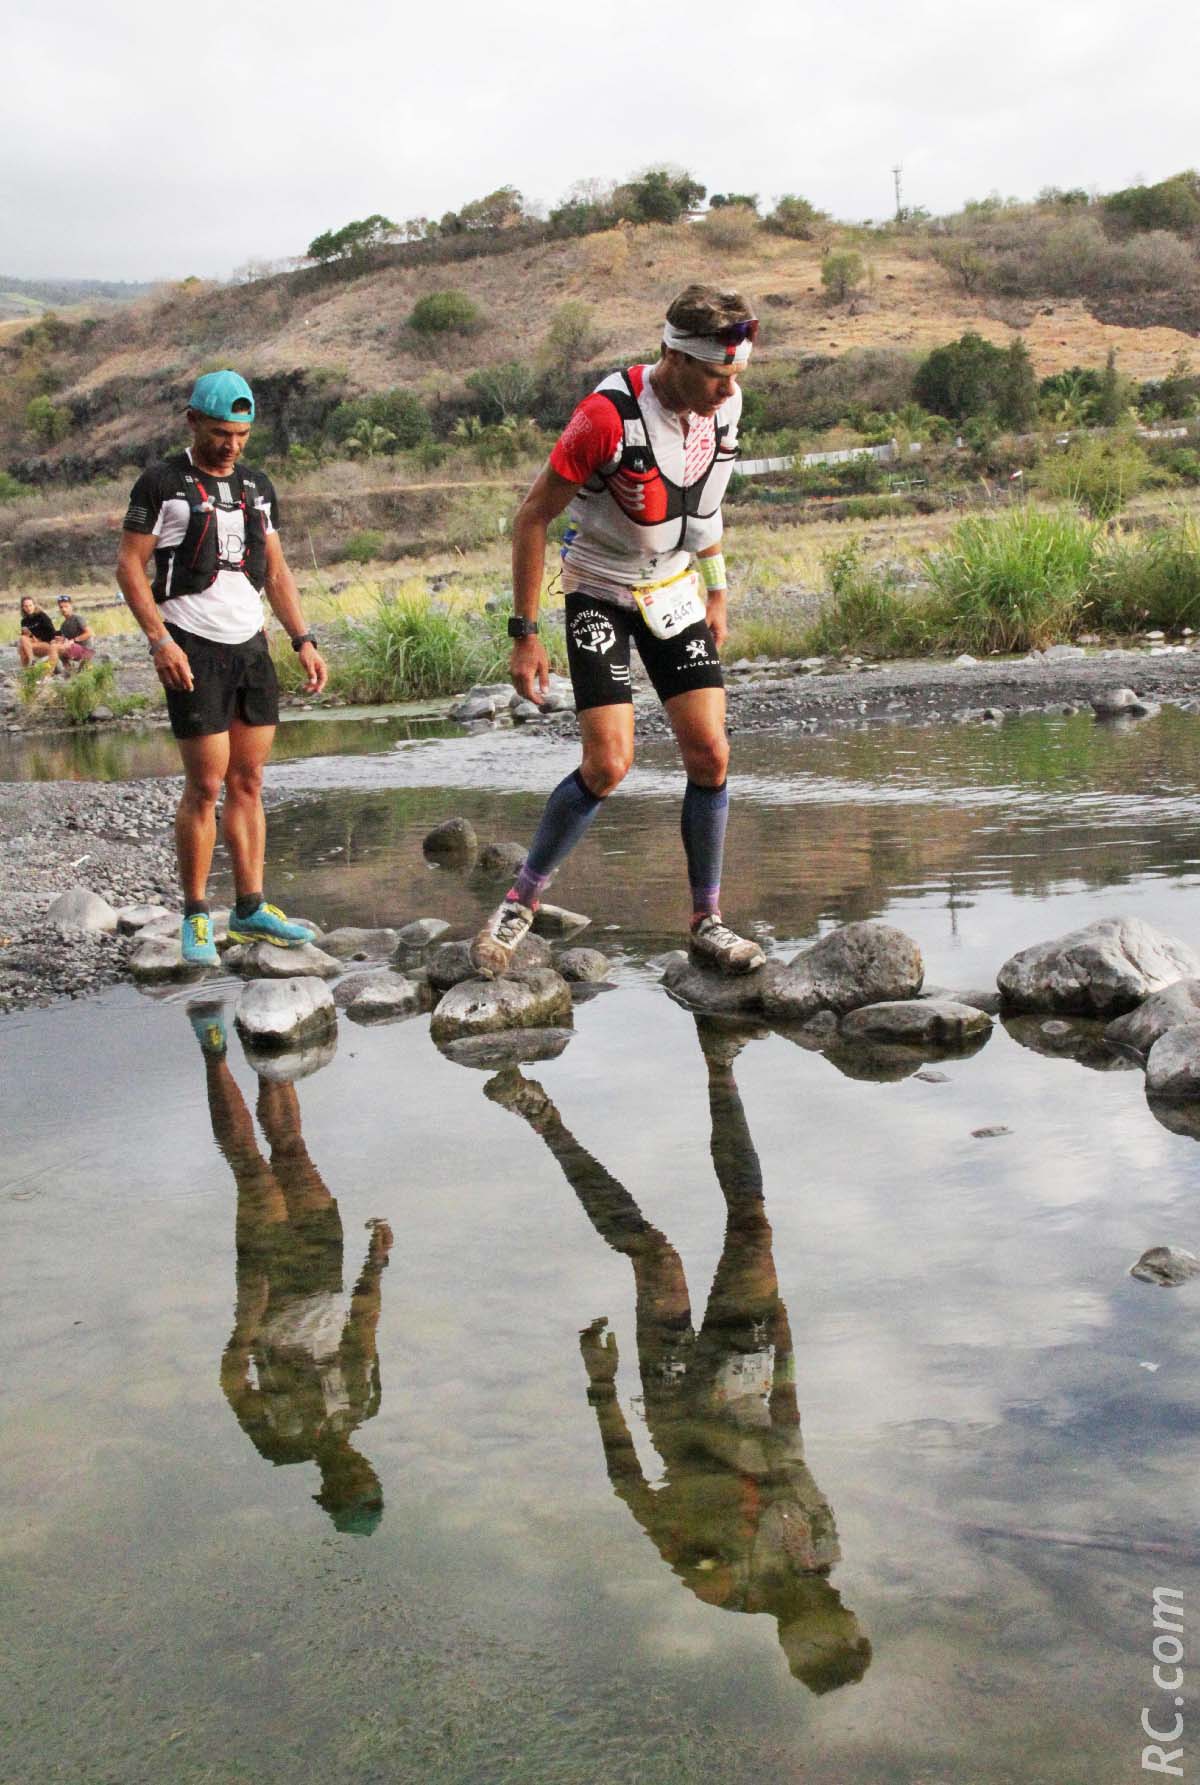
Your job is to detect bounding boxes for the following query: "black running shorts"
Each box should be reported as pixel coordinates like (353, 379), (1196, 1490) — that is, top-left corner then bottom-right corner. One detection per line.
(164, 623), (280, 739)
(563, 591), (725, 712)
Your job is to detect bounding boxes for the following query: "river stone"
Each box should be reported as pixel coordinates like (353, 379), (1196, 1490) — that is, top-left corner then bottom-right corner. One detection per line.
(476, 839), (526, 876)
(225, 940), (342, 980)
(539, 674), (576, 713)
(423, 817), (477, 863)
(935, 986), (1002, 1016)
(345, 972), (424, 1023)
(1130, 1246), (1200, 1287)
(531, 903), (590, 938)
(1145, 1022), (1200, 1100)
(511, 699), (543, 722)
(824, 1039), (929, 1083)
(436, 1027), (574, 1070)
(998, 917), (1200, 1016)
(1090, 687), (1146, 718)
(244, 1033), (339, 1083)
(449, 688), (497, 721)
(320, 926), (400, 961)
(763, 921), (924, 1020)
(115, 903), (174, 934)
(557, 947), (611, 983)
(394, 916), (450, 950)
(427, 934), (550, 991)
(839, 999), (993, 1046)
(660, 954), (767, 1014)
(430, 967), (572, 1041)
(1002, 1012), (1135, 1071)
(1105, 980), (1200, 1057)
(47, 886), (118, 933)
(234, 977), (337, 1049)
(128, 934), (212, 983)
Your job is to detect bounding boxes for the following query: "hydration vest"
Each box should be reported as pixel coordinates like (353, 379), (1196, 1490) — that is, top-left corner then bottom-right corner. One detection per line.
(151, 453), (270, 604)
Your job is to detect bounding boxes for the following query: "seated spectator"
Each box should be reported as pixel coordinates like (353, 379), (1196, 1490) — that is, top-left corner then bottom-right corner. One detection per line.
(54, 594), (95, 671)
(16, 597), (59, 669)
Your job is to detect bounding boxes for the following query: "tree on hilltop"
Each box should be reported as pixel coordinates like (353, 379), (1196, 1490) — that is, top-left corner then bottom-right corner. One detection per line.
(306, 215), (399, 264)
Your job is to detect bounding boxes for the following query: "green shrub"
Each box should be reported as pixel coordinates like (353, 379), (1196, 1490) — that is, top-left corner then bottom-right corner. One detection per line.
(765, 195), (828, 239)
(1085, 520), (1200, 633)
(1159, 447), (1200, 484)
(342, 530), (388, 563)
(820, 251), (865, 302)
(915, 332), (1036, 427)
(17, 663), (52, 706)
(408, 291), (483, 334)
(327, 388), (431, 449)
(700, 205), (759, 251)
(1036, 434), (1149, 519)
(58, 661), (115, 724)
(465, 361), (539, 423)
(25, 394), (70, 445)
(924, 508), (1100, 651)
(0, 470), (31, 501)
(332, 591), (565, 702)
(1102, 171), (1200, 237)
(808, 541), (932, 656)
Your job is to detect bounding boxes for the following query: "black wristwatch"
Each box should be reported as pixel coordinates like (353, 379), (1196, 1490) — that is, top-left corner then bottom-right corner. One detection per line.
(507, 615), (539, 638)
(291, 631), (317, 652)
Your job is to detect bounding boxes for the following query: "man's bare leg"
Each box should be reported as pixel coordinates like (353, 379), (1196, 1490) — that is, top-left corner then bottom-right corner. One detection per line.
(176, 730), (231, 905)
(222, 718), (275, 901)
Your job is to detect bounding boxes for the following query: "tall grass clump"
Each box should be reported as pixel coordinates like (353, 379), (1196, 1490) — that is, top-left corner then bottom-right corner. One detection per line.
(923, 507), (1099, 651)
(330, 590), (565, 702)
(1086, 518), (1200, 633)
(1036, 435), (1150, 520)
(807, 541), (934, 657)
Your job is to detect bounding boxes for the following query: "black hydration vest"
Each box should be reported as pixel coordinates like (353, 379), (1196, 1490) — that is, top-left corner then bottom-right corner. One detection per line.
(151, 453), (270, 604)
(588, 371), (735, 545)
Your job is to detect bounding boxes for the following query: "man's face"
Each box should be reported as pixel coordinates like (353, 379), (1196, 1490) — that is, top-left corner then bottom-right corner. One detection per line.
(58, 601), (73, 617)
(188, 410), (252, 475)
(670, 350), (741, 417)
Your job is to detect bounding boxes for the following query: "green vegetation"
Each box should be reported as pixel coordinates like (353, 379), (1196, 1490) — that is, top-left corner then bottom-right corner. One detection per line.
(1036, 433), (1149, 519)
(408, 290), (483, 334)
(342, 529), (389, 562)
(820, 251), (865, 303)
(923, 508), (1100, 650)
(914, 333), (1037, 429)
(765, 194), (828, 239)
(1087, 518), (1200, 632)
(0, 470), (31, 501)
(306, 215), (400, 264)
(331, 589), (566, 702)
(25, 394), (70, 444)
(807, 540), (931, 656)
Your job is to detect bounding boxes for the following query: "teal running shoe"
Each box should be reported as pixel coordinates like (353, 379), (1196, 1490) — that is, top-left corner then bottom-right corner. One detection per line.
(187, 999), (227, 1057)
(227, 901), (317, 949)
(181, 911), (219, 967)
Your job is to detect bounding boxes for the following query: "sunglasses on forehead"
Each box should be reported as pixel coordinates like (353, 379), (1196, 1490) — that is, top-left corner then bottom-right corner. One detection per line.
(708, 318), (759, 346)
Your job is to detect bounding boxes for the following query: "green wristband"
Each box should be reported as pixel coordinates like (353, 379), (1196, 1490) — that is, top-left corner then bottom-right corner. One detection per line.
(699, 553), (727, 592)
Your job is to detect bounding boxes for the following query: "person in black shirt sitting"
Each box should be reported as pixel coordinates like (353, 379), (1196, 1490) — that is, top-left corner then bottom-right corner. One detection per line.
(16, 596), (59, 669)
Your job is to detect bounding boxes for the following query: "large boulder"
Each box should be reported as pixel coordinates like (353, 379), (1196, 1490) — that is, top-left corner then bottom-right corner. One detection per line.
(661, 955), (768, 1014)
(243, 1033), (338, 1083)
(47, 886), (118, 933)
(423, 817), (477, 865)
(128, 935), (212, 984)
(998, 917), (1200, 1016)
(430, 967), (572, 1042)
(436, 1028), (574, 1070)
(762, 922), (924, 1021)
(225, 940), (342, 980)
(320, 926), (400, 961)
(839, 999), (993, 1047)
(1105, 980), (1200, 1057)
(234, 977), (337, 1050)
(557, 947), (611, 984)
(1145, 1022), (1200, 1101)
(426, 934), (550, 991)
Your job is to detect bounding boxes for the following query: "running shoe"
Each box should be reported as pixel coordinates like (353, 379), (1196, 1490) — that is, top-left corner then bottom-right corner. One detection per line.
(227, 902), (317, 949)
(469, 898), (534, 979)
(688, 915), (766, 975)
(187, 998), (227, 1057)
(181, 911), (219, 967)
(483, 1069), (556, 1126)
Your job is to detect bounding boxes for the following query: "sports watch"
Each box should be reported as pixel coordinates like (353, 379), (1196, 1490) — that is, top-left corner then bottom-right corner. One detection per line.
(291, 631), (317, 651)
(507, 616), (539, 638)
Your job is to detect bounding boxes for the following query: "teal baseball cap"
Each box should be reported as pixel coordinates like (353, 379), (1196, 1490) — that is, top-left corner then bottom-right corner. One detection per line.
(187, 369), (255, 422)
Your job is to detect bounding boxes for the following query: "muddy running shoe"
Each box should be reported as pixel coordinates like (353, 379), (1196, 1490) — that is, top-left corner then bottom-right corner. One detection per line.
(470, 898), (534, 979)
(181, 911), (219, 967)
(187, 997), (227, 1057)
(689, 915), (766, 975)
(227, 902), (317, 949)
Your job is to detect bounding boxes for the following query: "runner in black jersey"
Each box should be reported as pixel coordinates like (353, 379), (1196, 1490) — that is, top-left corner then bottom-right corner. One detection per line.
(117, 371), (328, 966)
(471, 284), (765, 980)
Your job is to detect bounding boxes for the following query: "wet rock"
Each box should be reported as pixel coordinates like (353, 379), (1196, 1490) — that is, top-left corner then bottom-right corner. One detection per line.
(115, 902), (174, 934)
(449, 688), (497, 722)
(427, 933), (550, 991)
(823, 1039), (928, 1082)
(972, 1125), (1012, 1139)
(936, 986), (1002, 1016)
(1130, 1246), (1200, 1287)
(1147, 1097), (1200, 1141)
(1105, 980), (1200, 1058)
(1090, 687), (1151, 719)
(437, 1027), (574, 1070)
(762, 921), (924, 1020)
(128, 934), (212, 983)
(430, 966), (572, 1041)
(510, 698), (544, 722)
(915, 1068), (950, 1083)
(393, 916), (451, 950)
(225, 940), (342, 980)
(839, 998), (993, 1047)
(661, 955), (768, 1014)
(235, 976), (338, 1049)
(557, 947), (611, 983)
(998, 917), (1200, 1016)
(345, 972), (425, 1023)
(476, 839), (526, 877)
(47, 886), (118, 933)
(1145, 1022), (1200, 1100)
(539, 674), (576, 713)
(422, 817), (477, 864)
(531, 902), (590, 938)
(320, 926), (400, 961)
(244, 1033), (338, 1083)
(1002, 1012), (1136, 1070)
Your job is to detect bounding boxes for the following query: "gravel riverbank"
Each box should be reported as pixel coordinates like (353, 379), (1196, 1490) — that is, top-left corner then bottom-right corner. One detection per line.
(4, 644), (1199, 1014)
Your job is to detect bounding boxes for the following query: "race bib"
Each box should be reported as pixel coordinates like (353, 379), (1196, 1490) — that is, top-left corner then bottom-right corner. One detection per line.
(634, 572), (706, 640)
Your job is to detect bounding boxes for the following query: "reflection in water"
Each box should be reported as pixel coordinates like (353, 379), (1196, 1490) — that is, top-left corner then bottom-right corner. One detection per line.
(192, 1004), (392, 1535)
(484, 1017), (871, 1693)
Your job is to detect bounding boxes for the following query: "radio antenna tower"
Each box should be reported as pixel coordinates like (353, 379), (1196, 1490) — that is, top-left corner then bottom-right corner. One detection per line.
(892, 164), (904, 221)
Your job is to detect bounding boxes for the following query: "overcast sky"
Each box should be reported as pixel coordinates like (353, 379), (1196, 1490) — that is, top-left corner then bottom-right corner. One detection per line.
(4, 0), (1197, 282)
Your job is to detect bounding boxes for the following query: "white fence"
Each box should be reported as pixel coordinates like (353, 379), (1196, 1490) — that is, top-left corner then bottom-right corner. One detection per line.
(739, 439), (924, 478)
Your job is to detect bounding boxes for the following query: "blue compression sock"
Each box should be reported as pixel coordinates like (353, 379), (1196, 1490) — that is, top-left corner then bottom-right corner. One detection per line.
(512, 768), (604, 907)
(681, 779), (729, 919)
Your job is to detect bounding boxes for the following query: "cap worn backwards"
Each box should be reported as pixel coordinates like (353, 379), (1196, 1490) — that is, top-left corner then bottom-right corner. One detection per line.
(188, 369), (256, 423)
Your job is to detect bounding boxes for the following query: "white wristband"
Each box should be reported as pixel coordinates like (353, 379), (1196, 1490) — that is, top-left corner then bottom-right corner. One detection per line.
(699, 553), (727, 592)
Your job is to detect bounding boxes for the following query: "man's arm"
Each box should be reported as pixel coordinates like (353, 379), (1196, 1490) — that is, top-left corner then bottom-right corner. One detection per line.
(261, 533), (327, 695)
(115, 530), (194, 691)
(509, 464), (580, 703)
(695, 542), (729, 650)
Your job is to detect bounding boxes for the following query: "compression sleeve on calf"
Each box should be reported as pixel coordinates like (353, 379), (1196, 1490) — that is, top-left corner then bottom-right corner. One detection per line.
(681, 779), (729, 918)
(512, 768), (605, 907)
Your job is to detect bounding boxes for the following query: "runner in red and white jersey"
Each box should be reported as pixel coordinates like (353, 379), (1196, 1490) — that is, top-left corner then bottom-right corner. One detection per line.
(470, 284), (766, 980)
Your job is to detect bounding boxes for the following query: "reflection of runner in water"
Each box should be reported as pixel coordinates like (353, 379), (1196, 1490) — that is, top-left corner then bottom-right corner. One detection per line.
(192, 1006), (391, 1535)
(484, 1020), (870, 1692)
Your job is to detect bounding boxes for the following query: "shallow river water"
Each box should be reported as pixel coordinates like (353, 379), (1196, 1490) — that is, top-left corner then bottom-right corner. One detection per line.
(4, 709), (1200, 1785)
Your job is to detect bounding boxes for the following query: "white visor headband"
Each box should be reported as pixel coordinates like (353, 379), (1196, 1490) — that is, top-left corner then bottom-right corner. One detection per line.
(662, 320), (754, 369)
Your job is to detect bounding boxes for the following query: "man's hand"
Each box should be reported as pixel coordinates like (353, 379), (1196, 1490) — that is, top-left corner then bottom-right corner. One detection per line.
(296, 640), (327, 695)
(152, 638), (195, 691)
(510, 635), (551, 704)
(580, 1316), (619, 1387)
(705, 589), (729, 651)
